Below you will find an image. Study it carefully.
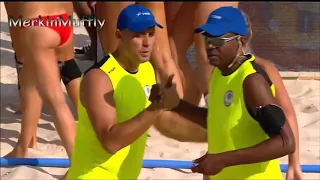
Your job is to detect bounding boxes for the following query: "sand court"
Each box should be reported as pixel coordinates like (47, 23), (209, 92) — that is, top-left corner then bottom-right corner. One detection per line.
(1, 2), (319, 179)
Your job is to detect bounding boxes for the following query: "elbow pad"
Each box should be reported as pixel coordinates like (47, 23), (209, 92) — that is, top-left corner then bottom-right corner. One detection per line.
(255, 104), (286, 136)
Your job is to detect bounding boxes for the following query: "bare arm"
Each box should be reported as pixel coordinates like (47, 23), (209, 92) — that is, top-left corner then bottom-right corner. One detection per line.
(171, 100), (208, 129)
(149, 42), (184, 98)
(151, 72), (207, 142)
(80, 69), (163, 154)
(221, 73), (295, 166)
(262, 60), (300, 166)
(153, 110), (207, 142)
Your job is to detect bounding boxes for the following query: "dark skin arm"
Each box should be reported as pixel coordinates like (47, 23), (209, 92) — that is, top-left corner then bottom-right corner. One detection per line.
(80, 69), (163, 154)
(171, 100), (208, 129)
(151, 74), (208, 142)
(258, 58), (301, 167)
(223, 73), (295, 166)
(153, 109), (208, 142)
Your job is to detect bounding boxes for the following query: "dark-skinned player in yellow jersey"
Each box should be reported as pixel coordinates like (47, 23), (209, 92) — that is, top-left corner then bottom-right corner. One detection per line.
(151, 6), (295, 180)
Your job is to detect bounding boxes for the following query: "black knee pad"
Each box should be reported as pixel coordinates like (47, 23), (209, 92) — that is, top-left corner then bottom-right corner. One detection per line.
(59, 59), (82, 86)
(14, 53), (23, 90)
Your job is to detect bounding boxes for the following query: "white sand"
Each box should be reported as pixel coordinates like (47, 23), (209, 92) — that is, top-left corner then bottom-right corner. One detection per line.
(1, 2), (319, 179)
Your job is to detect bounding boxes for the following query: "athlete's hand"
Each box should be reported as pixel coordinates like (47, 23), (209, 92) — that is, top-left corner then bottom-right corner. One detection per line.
(149, 83), (164, 104)
(149, 75), (180, 110)
(191, 153), (227, 175)
(162, 75), (180, 110)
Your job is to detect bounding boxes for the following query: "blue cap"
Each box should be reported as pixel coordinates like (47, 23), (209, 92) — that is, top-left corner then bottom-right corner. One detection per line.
(194, 6), (248, 36)
(117, 4), (163, 33)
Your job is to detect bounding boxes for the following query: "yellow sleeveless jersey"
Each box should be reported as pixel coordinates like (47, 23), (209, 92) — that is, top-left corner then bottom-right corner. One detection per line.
(207, 54), (282, 179)
(67, 53), (156, 179)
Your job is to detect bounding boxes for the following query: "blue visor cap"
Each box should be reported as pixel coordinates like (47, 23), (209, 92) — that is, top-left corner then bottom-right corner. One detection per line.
(194, 6), (248, 36)
(117, 4), (163, 33)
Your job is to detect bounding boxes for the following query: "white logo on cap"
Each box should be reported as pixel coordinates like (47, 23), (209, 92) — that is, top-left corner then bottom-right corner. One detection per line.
(211, 15), (222, 19)
(136, 12), (151, 17)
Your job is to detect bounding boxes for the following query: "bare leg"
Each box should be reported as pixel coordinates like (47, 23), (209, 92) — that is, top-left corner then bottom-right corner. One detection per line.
(194, 2), (239, 95)
(164, 2), (183, 65)
(167, 2), (202, 105)
(95, 2), (135, 54)
(73, 2), (97, 61)
(137, 2), (184, 98)
(5, 66), (42, 157)
(151, 2), (206, 141)
(73, 2), (96, 44)
(15, 26), (76, 159)
(19, 68), (42, 150)
(63, 4), (80, 110)
(65, 80), (80, 111)
(54, 20), (78, 179)
(57, 28), (80, 111)
(29, 134), (37, 148)
(164, 2), (183, 35)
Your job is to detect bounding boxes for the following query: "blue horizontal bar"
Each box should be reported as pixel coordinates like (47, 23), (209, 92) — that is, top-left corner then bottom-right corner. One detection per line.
(1, 158), (319, 173)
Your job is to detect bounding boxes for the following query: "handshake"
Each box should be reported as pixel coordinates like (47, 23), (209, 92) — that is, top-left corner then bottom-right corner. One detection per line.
(148, 75), (180, 110)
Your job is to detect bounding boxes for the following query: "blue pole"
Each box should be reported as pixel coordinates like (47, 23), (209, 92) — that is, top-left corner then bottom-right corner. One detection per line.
(1, 158), (320, 173)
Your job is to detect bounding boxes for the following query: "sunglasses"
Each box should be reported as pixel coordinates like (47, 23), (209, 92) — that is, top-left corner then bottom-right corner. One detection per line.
(204, 35), (240, 47)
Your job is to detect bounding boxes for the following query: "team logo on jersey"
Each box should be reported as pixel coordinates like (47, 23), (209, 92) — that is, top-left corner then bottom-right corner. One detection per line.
(224, 90), (233, 107)
(144, 85), (151, 99)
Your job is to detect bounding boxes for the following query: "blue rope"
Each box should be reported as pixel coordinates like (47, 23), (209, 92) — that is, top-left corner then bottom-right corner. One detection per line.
(1, 157), (320, 173)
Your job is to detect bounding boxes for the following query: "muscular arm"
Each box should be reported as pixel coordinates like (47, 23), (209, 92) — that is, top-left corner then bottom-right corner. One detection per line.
(262, 60), (300, 166)
(221, 73), (295, 167)
(80, 69), (163, 154)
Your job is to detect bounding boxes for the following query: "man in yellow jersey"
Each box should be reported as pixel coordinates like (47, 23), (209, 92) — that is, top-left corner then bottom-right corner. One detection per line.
(167, 6), (296, 179)
(67, 4), (180, 179)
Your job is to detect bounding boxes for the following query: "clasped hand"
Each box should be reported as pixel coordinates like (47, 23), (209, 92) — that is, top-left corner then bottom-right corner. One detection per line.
(148, 75), (180, 110)
(191, 153), (228, 176)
